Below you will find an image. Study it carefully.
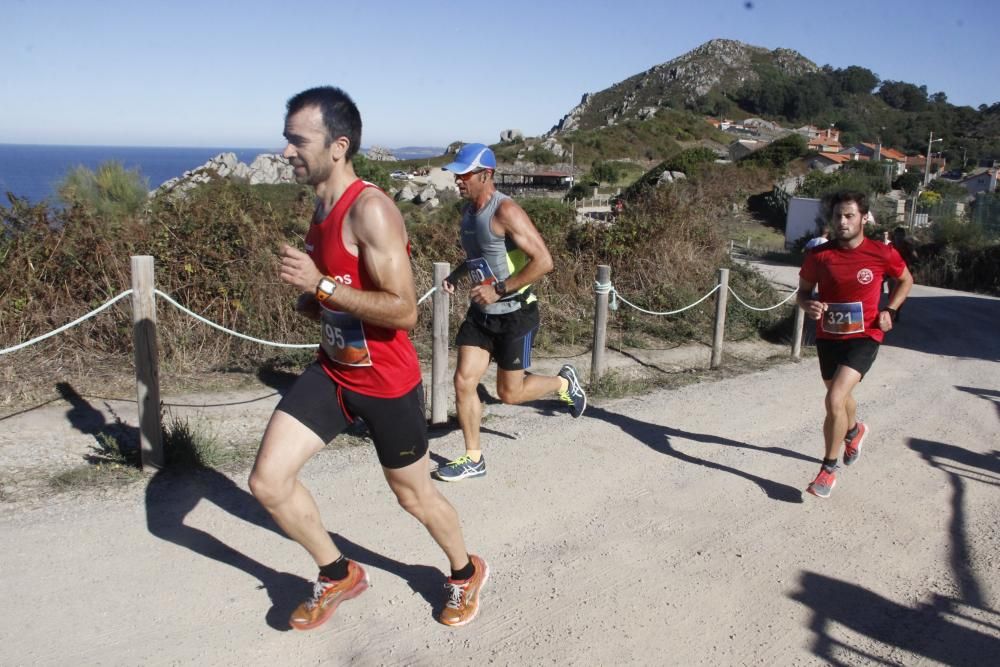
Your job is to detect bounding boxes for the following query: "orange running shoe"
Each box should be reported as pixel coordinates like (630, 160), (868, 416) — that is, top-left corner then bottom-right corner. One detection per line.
(843, 422), (869, 466)
(289, 560), (369, 631)
(439, 554), (490, 627)
(806, 467), (837, 498)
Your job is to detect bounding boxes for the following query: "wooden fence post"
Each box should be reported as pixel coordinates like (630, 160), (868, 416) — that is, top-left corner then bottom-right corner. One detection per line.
(591, 265), (611, 384)
(711, 268), (729, 369)
(791, 304), (805, 359)
(130, 256), (163, 471)
(431, 263), (450, 425)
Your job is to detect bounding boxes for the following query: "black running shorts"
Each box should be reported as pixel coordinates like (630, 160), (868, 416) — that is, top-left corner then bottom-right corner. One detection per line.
(815, 337), (880, 381)
(455, 302), (539, 371)
(275, 363), (428, 469)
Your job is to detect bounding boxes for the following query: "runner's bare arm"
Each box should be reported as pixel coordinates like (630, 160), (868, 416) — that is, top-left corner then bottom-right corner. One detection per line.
(796, 277), (827, 320)
(277, 192), (417, 330)
(469, 199), (553, 306)
(330, 192), (418, 330)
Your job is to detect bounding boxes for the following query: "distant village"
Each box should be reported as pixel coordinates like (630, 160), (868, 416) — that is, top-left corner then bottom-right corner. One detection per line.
(708, 117), (997, 198)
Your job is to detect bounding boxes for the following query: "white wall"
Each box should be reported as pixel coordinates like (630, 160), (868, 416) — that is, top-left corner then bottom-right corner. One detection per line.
(785, 197), (824, 249)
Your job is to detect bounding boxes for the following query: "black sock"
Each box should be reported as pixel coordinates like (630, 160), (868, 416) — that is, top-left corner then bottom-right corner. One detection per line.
(319, 555), (350, 581)
(822, 458), (838, 472)
(845, 424), (859, 440)
(451, 558), (475, 581)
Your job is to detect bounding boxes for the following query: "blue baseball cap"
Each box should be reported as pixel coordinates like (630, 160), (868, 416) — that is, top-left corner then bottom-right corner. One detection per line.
(442, 143), (496, 174)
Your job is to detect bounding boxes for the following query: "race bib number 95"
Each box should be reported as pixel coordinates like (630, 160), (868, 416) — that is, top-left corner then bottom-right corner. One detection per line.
(320, 309), (372, 366)
(823, 301), (865, 335)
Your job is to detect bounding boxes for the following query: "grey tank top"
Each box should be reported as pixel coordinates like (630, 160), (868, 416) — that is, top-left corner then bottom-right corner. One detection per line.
(460, 191), (535, 315)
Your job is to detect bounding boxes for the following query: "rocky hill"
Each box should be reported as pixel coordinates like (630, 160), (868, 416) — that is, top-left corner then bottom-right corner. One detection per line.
(548, 39), (817, 134)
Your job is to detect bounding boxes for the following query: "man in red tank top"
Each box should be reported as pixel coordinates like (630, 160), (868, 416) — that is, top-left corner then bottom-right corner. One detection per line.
(797, 191), (912, 499)
(249, 87), (487, 630)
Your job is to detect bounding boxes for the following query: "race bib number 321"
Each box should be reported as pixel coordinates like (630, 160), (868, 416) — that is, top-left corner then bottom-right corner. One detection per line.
(823, 301), (865, 335)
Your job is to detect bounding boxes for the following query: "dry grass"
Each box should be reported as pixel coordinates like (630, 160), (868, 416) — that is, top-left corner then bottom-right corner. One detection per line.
(2, 165), (788, 407)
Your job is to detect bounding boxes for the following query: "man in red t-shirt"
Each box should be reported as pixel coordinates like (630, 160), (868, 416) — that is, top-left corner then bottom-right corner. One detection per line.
(797, 191), (913, 498)
(249, 86), (487, 630)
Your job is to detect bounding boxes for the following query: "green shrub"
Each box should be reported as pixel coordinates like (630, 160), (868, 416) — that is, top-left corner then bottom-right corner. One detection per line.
(58, 160), (149, 220)
(738, 134), (808, 169)
(353, 154), (390, 190)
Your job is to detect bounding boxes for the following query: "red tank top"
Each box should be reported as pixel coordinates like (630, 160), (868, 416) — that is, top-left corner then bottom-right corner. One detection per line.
(305, 179), (421, 398)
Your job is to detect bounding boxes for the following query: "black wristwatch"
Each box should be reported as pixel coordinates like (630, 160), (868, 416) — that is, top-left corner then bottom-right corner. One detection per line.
(494, 280), (507, 297)
(885, 307), (898, 323)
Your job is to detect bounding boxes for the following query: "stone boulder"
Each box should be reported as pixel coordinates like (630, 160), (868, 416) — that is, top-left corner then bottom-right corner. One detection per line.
(657, 170), (687, 185)
(540, 137), (565, 157)
(414, 185), (437, 205)
(366, 145), (398, 161)
(248, 154), (295, 185)
(394, 184), (417, 202)
(500, 129), (523, 143)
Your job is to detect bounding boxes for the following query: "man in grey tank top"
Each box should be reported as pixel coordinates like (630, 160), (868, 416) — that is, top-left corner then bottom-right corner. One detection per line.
(433, 143), (587, 482)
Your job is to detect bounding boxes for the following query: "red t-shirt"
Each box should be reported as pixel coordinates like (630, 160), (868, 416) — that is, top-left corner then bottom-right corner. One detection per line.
(305, 179), (421, 398)
(800, 238), (906, 343)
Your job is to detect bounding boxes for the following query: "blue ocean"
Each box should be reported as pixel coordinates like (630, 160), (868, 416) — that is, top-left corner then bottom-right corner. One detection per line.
(0, 144), (444, 205)
(0, 144), (274, 204)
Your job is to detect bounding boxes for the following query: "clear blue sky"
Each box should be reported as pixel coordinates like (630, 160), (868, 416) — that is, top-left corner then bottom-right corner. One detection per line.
(3, 0), (997, 149)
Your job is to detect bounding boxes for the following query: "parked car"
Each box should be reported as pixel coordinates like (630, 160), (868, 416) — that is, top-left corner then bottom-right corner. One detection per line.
(390, 170), (410, 180)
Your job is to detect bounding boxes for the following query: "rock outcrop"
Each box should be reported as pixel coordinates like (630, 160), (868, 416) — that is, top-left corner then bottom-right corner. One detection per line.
(500, 129), (524, 143)
(154, 152), (294, 198)
(548, 39), (817, 134)
(366, 145), (398, 161)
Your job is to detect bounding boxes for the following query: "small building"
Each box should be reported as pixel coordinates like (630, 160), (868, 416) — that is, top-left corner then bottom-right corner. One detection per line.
(495, 170), (574, 196)
(840, 143), (909, 177)
(905, 153), (948, 173)
(807, 129), (842, 153)
(806, 152), (854, 173)
(960, 168), (998, 196)
(728, 139), (766, 161)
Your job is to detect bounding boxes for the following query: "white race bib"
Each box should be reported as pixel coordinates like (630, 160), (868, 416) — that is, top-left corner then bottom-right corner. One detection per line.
(320, 309), (372, 366)
(465, 257), (497, 286)
(823, 302), (865, 335)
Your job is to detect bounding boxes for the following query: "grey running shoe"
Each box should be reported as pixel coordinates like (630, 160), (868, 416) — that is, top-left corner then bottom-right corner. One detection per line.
(557, 364), (586, 418)
(842, 422), (869, 466)
(432, 455), (486, 482)
(806, 467), (837, 498)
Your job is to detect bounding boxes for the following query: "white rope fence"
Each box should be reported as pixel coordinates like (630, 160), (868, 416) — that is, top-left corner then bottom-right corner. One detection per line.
(727, 287), (797, 312)
(153, 290), (317, 349)
(1, 278), (797, 357)
(594, 281), (795, 316)
(0, 289), (135, 356)
(417, 286), (437, 305)
(1, 282), (453, 356)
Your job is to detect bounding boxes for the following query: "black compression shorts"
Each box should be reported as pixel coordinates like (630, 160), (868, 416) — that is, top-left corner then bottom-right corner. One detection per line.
(816, 337), (880, 381)
(275, 362), (428, 469)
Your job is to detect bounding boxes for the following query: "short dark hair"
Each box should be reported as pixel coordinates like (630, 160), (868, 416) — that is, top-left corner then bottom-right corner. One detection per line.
(286, 86), (362, 160)
(824, 190), (869, 220)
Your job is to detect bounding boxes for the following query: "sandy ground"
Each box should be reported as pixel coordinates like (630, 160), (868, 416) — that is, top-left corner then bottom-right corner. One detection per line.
(1, 263), (998, 666)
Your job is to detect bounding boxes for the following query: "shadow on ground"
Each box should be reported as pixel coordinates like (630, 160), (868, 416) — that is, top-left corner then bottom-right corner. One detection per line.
(585, 404), (806, 503)
(885, 294), (1000, 361)
(791, 431), (1000, 664)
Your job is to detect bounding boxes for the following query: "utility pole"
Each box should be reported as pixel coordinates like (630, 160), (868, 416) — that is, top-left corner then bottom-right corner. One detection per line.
(924, 131), (943, 187)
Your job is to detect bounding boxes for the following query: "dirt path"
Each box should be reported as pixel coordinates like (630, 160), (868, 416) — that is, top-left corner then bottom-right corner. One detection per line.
(1, 266), (998, 665)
